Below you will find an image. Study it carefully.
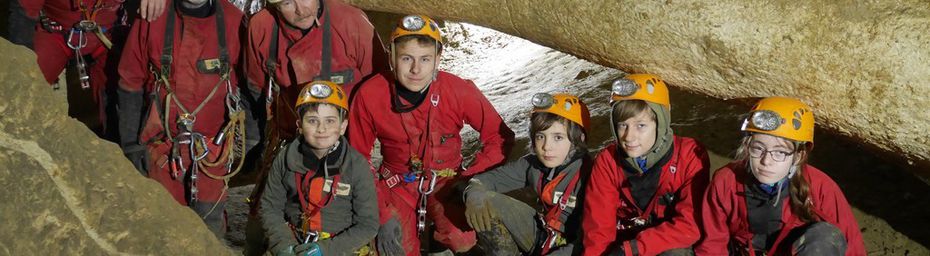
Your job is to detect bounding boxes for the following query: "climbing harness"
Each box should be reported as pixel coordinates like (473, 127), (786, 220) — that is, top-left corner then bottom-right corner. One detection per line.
(149, 2), (246, 214)
(536, 162), (584, 254)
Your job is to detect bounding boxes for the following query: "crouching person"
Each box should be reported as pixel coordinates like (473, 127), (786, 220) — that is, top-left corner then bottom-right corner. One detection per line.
(461, 93), (591, 255)
(260, 81), (379, 255)
(696, 97), (865, 255)
(582, 74), (711, 255)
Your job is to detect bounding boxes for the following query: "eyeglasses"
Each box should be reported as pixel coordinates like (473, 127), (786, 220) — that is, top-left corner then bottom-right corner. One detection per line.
(748, 145), (794, 162)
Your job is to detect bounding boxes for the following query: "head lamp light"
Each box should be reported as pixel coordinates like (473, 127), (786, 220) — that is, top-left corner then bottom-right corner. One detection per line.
(309, 83), (333, 99)
(532, 93), (555, 109)
(612, 78), (639, 97)
(750, 110), (784, 131)
(401, 15), (425, 31)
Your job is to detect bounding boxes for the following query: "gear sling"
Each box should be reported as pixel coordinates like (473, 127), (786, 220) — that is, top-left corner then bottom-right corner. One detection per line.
(146, 2), (247, 210)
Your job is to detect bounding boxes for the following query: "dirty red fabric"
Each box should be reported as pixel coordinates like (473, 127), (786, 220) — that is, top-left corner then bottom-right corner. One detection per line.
(26, 0), (122, 129)
(348, 71), (515, 254)
(118, 0), (244, 203)
(583, 136), (711, 256)
(696, 163), (867, 256)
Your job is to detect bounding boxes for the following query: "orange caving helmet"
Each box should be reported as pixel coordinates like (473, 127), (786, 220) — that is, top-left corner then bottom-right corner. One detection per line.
(741, 96), (815, 144)
(390, 15), (442, 45)
(295, 80), (348, 111)
(610, 73), (671, 110)
(531, 93), (591, 133)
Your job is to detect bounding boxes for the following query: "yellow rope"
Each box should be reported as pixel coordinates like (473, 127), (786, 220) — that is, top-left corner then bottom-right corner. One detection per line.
(197, 110), (247, 181)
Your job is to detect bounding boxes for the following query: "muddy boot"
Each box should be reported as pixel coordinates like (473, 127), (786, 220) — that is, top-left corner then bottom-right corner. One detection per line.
(475, 219), (520, 256)
(192, 200), (227, 240)
(792, 222), (847, 256)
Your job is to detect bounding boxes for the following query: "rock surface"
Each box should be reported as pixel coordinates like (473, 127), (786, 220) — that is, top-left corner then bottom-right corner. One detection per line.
(345, 0), (930, 180)
(0, 39), (232, 255)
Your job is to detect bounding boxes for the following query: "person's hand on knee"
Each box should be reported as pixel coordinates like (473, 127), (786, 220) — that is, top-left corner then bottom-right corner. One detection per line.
(464, 183), (498, 232)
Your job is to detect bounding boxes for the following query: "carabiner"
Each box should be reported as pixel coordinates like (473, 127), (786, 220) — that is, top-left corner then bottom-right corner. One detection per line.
(303, 230), (319, 244)
(189, 133), (211, 161)
(265, 77), (275, 104)
(66, 29), (87, 50)
(417, 171), (438, 195)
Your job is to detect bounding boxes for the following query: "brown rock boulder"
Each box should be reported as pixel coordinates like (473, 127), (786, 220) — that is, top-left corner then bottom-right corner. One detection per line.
(0, 39), (232, 255)
(345, 0), (930, 180)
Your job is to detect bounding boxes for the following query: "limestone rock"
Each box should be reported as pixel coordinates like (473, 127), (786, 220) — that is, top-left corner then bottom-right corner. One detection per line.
(0, 39), (232, 255)
(345, 0), (930, 180)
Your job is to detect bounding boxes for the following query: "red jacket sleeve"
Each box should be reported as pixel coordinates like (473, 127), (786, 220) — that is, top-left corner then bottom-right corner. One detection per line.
(19, 0), (44, 19)
(582, 149), (622, 255)
(348, 92), (376, 161)
(813, 173), (866, 256)
(458, 80), (514, 176)
(347, 89), (393, 224)
(634, 140), (711, 255)
(118, 17), (152, 92)
(244, 13), (271, 95)
(695, 167), (735, 255)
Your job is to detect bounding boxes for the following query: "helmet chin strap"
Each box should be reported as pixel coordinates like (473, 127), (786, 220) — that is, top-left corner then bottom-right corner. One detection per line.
(564, 148), (577, 166)
(749, 159), (798, 207)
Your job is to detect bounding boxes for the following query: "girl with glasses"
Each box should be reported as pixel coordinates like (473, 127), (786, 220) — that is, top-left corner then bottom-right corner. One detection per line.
(696, 97), (866, 256)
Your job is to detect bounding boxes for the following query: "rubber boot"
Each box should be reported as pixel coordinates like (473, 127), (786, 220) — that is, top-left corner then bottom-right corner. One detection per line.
(475, 219), (520, 256)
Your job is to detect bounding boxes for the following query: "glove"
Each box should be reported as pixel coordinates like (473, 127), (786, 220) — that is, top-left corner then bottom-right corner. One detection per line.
(122, 145), (149, 176)
(608, 239), (639, 256)
(464, 183), (498, 232)
(376, 217), (405, 256)
(294, 242), (322, 256)
(117, 87), (148, 176)
(240, 86), (262, 151)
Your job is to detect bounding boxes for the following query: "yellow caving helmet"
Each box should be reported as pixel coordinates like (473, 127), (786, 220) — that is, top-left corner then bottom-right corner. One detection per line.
(390, 15), (442, 45)
(295, 80), (348, 111)
(610, 74), (671, 110)
(531, 93), (591, 133)
(741, 96), (815, 144)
